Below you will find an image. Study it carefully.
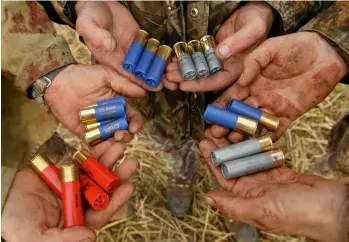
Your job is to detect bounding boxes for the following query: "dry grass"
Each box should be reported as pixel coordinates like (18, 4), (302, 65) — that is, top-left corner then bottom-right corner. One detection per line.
(54, 24), (349, 242)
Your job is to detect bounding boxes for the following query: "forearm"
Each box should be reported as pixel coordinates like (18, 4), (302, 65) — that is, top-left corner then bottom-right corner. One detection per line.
(309, 184), (349, 242)
(1, 1), (76, 93)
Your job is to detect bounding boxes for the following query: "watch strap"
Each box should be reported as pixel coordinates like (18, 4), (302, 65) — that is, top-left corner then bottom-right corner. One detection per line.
(29, 65), (70, 107)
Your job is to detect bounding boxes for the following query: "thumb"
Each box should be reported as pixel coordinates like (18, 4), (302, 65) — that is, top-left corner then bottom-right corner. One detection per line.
(205, 190), (255, 222)
(44, 226), (96, 242)
(216, 26), (261, 60)
(237, 39), (275, 87)
(76, 15), (116, 52)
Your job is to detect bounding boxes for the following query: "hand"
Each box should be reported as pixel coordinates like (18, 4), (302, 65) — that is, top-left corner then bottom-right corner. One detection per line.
(1, 151), (139, 242)
(44, 64), (145, 145)
(165, 2), (274, 92)
(200, 139), (349, 242)
(205, 32), (348, 144)
(75, 1), (164, 92)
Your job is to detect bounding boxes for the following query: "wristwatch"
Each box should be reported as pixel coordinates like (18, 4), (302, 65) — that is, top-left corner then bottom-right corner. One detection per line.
(28, 65), (69, 108)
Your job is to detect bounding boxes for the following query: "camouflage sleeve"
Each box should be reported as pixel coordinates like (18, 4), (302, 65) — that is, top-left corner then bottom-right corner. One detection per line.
(265, 1), (334, 33)
(300, 2), (349, 66)
(1, 1), (76, 92)
(1, 167), (17, 210)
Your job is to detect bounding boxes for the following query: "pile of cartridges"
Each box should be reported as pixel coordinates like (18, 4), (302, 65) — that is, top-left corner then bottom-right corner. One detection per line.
(80, 96), (128, 146)
(122, 30), (172, 88)
(173, 35), (222, 80)
(30, 149), (120, 227)
(204, 99), (284, 179)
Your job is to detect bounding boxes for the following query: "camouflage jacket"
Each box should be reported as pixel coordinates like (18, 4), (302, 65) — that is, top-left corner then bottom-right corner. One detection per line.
(1, 1), (75, 208)
(300, 2), (349, 65)
(1, 0), (348, 208)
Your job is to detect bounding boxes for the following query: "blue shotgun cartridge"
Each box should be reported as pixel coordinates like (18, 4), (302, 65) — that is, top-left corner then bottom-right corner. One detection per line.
(122, 30), (149, 72)
(173, 42), (197, 80)
(187, 40), (210, 78)
(200, 35), (222, 74)
(134, 38), (160, 80)
(97, 96), (126, 107)
(221, 149), (284, 179)
(204, 104), (257, 136)
(84, 96), (126, 109)
(145, 45), (172, 88)
(227, 99), (279, 131)
(85, 120), (114, 132)
(80, 104), (125, 124)
(211, 135), (273, 166)
(85, 117), (129, 146)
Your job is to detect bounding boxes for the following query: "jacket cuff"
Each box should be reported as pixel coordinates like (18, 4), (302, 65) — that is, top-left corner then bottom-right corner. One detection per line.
(299, 2), (349, 67)
(265, 1), (309, 33)
(1, 167), (17, 211)
(18, 37), (76, 93)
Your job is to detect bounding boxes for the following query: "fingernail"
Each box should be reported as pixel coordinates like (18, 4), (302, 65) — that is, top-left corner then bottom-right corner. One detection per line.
(205, 196), (215, 206)
(115, 132), (124, 141)
(218, 44), (231, 58)
(103, 37), (115, 52)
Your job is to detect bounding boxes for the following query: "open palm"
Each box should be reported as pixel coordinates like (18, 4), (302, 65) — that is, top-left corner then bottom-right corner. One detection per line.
(205, 32), (348, 143)
(45, 64), (145, 140)
(199, 139), (348, 242)
(2, 157), (139, 242)
(165, 2), (274, 92)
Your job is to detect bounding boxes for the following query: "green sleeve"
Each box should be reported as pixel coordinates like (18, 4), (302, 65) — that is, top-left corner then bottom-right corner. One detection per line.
(300, 2), (349, 66)
(266, 1), (334, 34)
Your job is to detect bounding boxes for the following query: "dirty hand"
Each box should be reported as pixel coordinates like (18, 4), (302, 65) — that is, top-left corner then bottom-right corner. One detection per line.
(205, 32), (348, 145)
(75, 1), (164, 92)
(44, 64), (145, 144)
(200, 139), (349, 242)
(166, 2), (274, 92)
(1, 151), (139, 242)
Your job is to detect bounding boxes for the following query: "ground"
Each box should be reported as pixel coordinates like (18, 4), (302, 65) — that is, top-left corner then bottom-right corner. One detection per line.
(54, 24), (349, 242)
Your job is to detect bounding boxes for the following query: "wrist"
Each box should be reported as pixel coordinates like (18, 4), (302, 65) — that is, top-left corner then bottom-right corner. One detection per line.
(75, 1), (86, 14)
(43, 65), (73, 108)
(28, 65), (71, 108)
(303, 30), (349, 71)
(245, 2), (274, 21)
(244, 2), (274, 35)
(310, 184), (349, 242)
(308, 31), (348, 76)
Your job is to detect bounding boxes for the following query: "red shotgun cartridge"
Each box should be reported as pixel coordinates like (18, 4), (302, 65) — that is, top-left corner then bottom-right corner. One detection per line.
(80, 174), (110, 210)
(73, 149), (120, 193)
(60, 164), (84, 228)
(30, 154), (62, 199)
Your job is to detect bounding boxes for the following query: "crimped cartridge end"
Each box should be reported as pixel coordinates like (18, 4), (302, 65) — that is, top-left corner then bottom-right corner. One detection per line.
(260, 112), (279, 131)
(235, 116), (258, 135)
(30, 154), (52, 173)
